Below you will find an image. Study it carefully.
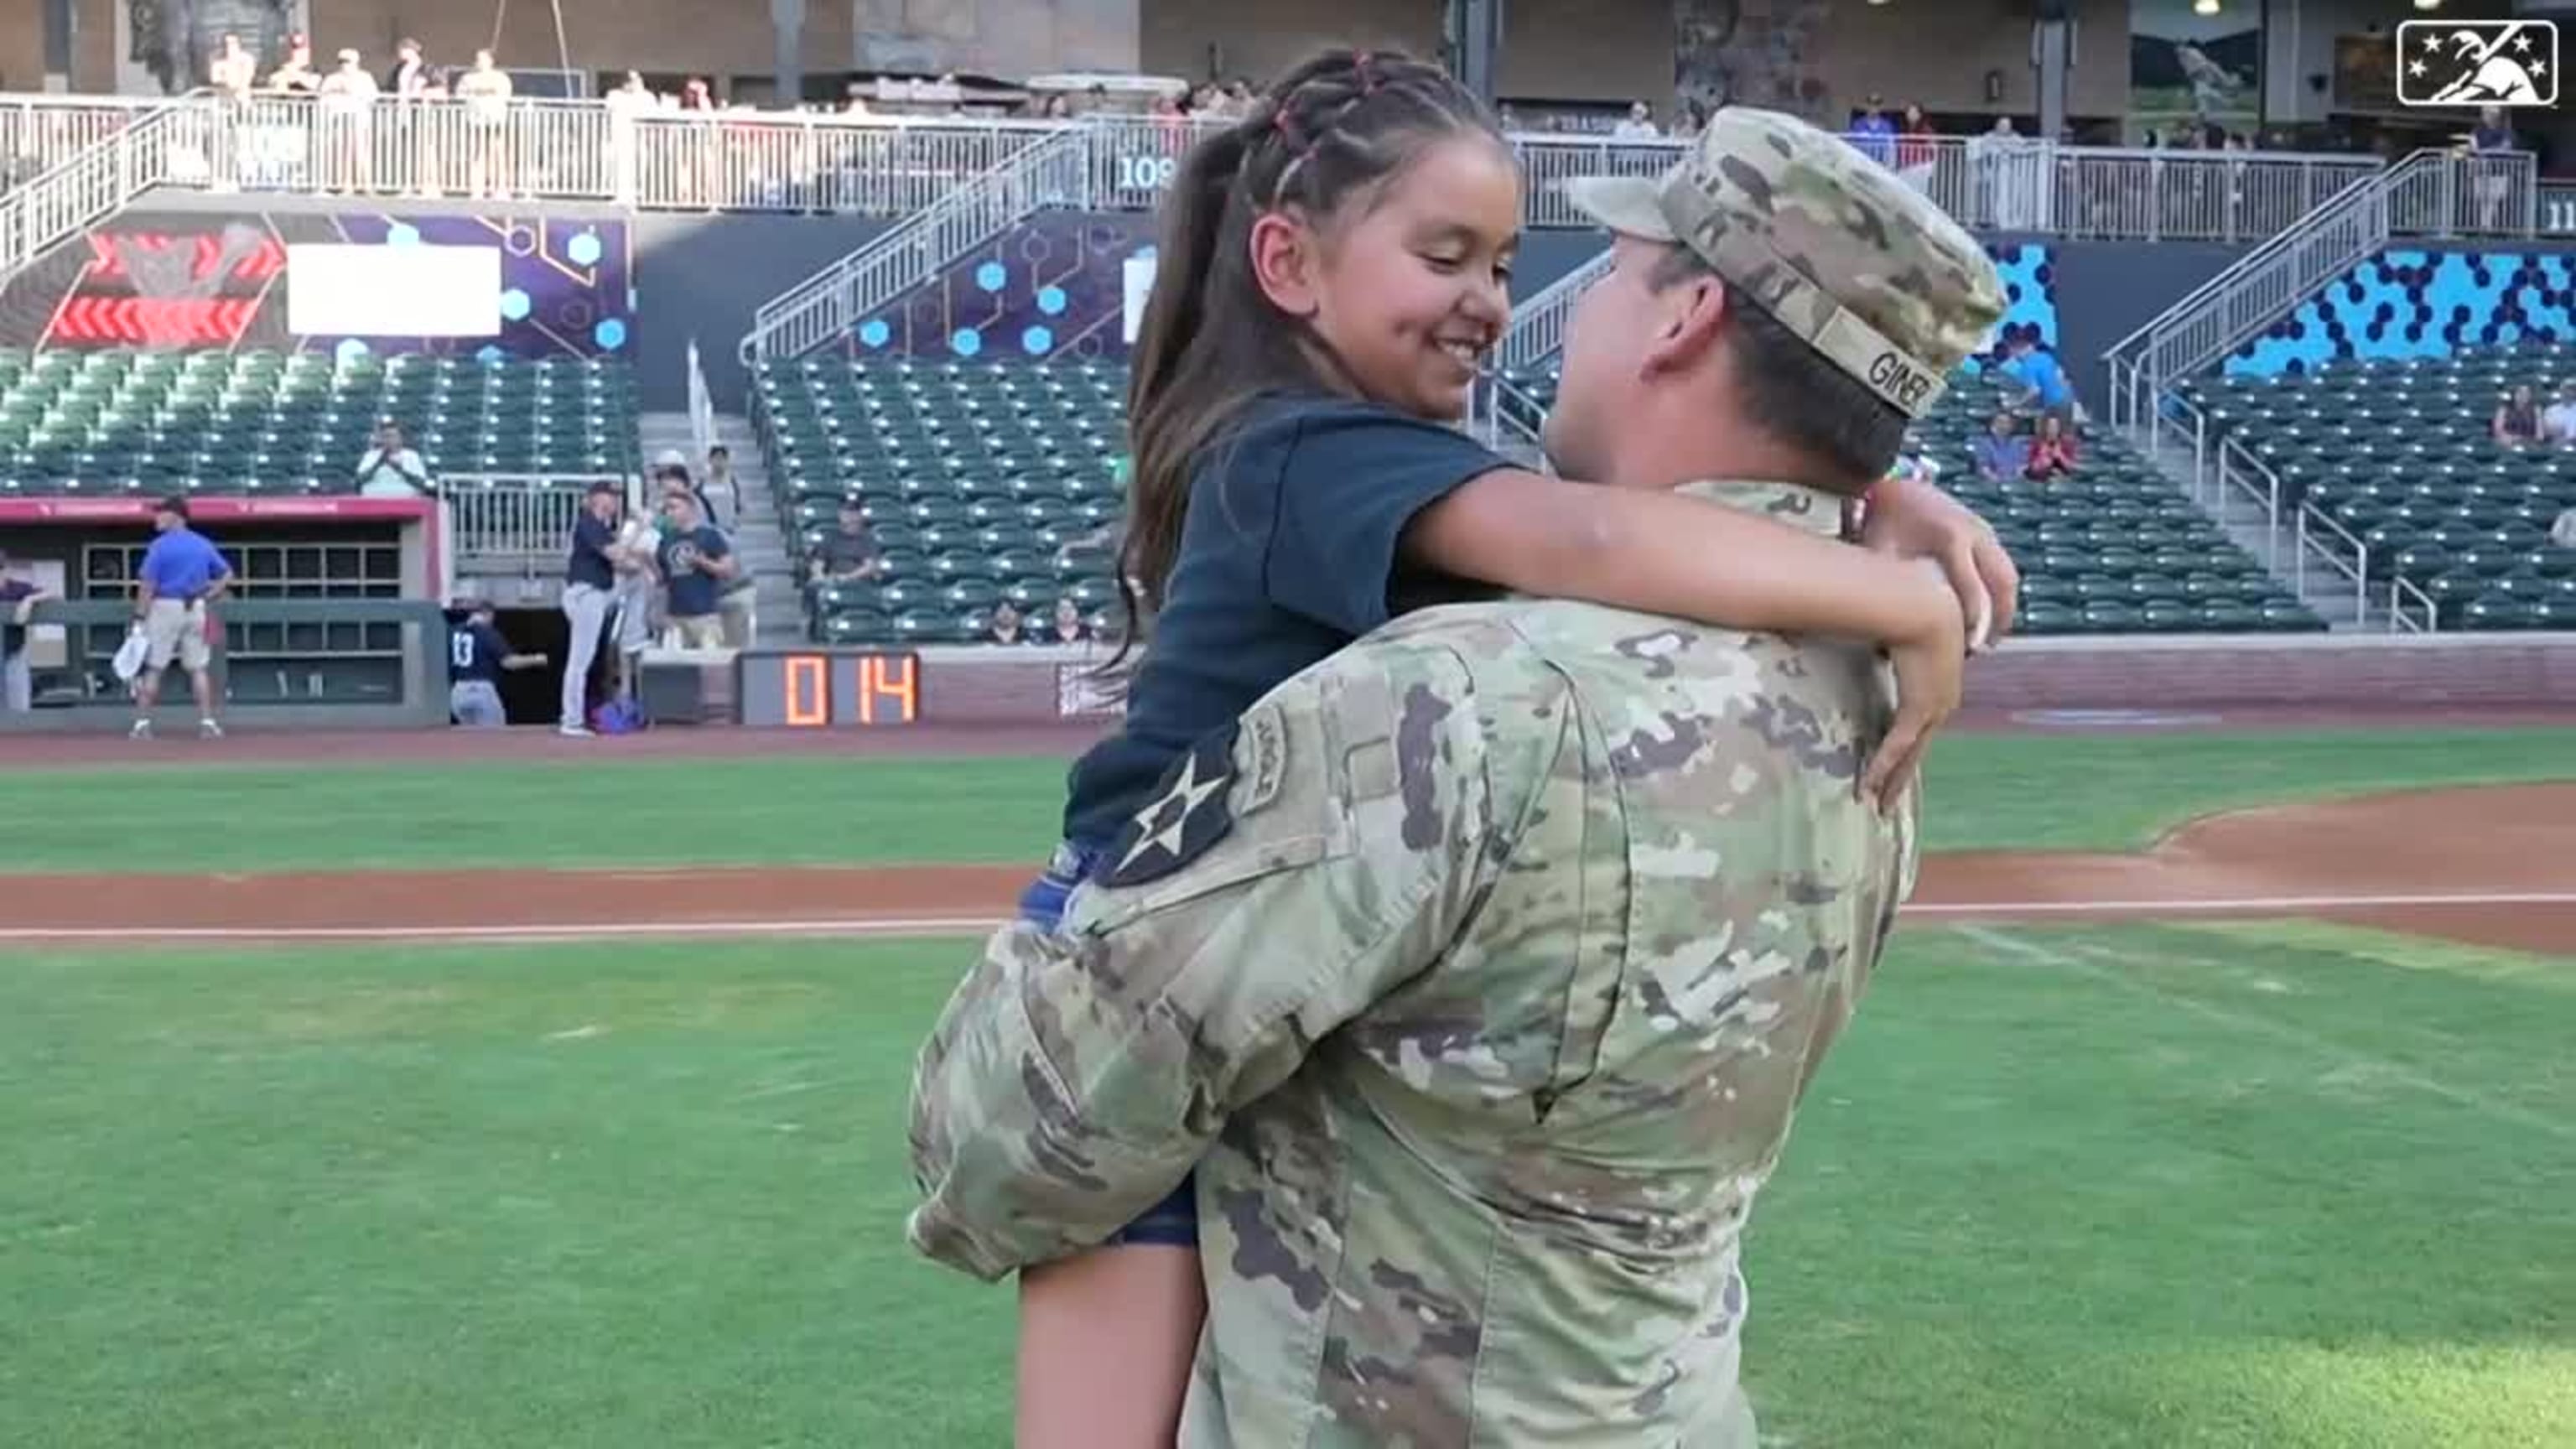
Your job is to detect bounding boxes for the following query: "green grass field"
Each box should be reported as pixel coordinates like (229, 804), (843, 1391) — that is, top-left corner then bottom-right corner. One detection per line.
(1, 725), (2569, 872)
(2, 727), (2570, 1446)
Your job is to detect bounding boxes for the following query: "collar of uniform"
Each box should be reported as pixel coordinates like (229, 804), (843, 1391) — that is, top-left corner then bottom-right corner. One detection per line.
(1667, 479), (1853, 539)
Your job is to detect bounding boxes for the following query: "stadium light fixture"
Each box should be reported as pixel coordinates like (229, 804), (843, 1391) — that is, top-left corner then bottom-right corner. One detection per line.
(2193, 0), (2220, 15)
(2412, 0), (2440, 10)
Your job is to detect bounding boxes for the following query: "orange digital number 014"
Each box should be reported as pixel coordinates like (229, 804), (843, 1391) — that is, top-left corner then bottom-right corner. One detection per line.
(783, 654), (828, 726)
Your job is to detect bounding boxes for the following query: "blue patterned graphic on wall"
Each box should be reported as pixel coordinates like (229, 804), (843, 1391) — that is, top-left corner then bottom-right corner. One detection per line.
(1961, 242), (2055, 374)
(848, 213), (1156, 361)
(2225, 250), (2576, 377)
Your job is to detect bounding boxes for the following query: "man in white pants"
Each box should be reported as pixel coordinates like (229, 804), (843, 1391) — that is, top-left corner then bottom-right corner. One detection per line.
(0, 548), (51, 714)
(559, 482), (623, 737)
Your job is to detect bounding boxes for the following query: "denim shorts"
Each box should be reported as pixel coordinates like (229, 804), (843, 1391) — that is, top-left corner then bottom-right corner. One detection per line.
(1021, 838), (1200, 1249)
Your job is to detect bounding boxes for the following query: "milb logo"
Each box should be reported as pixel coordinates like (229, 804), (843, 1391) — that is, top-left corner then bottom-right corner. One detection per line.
(2396, 21), (2558, 108)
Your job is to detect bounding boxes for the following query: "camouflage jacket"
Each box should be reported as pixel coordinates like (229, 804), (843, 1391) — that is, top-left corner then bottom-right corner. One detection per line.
(908, 480), (1920, 1446)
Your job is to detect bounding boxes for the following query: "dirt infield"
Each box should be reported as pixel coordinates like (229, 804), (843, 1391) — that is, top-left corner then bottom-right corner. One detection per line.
(4, 784), (2567, 956)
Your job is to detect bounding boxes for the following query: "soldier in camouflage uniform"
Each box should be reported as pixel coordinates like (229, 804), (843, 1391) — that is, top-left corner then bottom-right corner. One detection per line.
(908, 106), (2007, 1446)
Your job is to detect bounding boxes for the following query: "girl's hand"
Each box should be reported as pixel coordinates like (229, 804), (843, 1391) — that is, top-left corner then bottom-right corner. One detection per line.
(1862, 561), (1968, 816)
(1862, 475), (2020, 652)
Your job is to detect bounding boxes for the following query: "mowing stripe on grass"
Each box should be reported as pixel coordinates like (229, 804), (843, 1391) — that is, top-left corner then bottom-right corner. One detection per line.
(1957, 924), (2576, 1144)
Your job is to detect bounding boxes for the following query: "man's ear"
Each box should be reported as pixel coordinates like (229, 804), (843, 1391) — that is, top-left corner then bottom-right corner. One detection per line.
(1640, 268), (1728, 377)
(1249, 210), (1322, 319)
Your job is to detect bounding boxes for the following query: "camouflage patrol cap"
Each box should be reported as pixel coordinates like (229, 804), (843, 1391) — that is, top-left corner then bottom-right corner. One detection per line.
(1565, 107), (2005, 420)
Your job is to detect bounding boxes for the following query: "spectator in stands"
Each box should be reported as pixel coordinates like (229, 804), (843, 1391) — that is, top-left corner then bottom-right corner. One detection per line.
(655, 491), (735, 650)
(1046, 597), (1090, 645)
(2544, 382), (2576, 447)
(813, 501), (882, 584)
(987, 600), (1030, 645)
(1612, 101), (1659, 139)
(267, 34), (317, 92)
(0, 548), (51, 714)
(456, 49), (513, 200)
(386, 38), (429, 97)
(131, 496), (232, 740)
(558, 481), (622, 736)
(704, 444), (741, 518)
(355, 421), (434, 497)
(1849, 94), (1896, 166)
(2553, 506), (2576, 551)
(653, 451), (719, 527)
(2470, 106), (2516, 231)
(2493, 383), (2542, 448)
(2024, 413), (2080, 480)
(2002, 335), (2075, 418)
(210, 34), (255, 101)
(446, 597), (546, 727)
(1896, 103), (1938, 191)
(316, 49), (379, 193)
(1973, 411), (2028, 481)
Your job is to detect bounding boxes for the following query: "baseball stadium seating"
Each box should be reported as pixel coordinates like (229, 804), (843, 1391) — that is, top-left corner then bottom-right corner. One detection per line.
(753, 358), (1128, 645)
(1500, 365), (2329, 636)
(0, 348), (641, 496)
(2179, 343), (2576, 631)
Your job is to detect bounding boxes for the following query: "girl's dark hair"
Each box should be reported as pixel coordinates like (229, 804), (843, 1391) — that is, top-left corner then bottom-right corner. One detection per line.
(1109, 48), (1501, 664)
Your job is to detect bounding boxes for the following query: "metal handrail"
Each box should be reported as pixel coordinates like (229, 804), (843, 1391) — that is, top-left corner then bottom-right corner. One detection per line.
(739, 122), (1093, 363)
(2390, 575), (2440, 634)
(1495, 250), (1611, 377)
(2294, 503), (2373, 626)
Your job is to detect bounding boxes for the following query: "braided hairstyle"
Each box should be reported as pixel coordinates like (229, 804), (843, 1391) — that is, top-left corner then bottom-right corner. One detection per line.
(1112, 49), (1502, 659)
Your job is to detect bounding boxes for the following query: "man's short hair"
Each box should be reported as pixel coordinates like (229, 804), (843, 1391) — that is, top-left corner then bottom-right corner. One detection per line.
(584, 480), (620, 499)
(1648, 247), (1910, 483)
(156, 494), (190, 520)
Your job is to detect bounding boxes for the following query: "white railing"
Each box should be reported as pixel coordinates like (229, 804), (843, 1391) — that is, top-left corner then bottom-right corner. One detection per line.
(0, 94), (175, 191)
(0, 101), (203, 280)
(2386, 150), (2541, 240)
(686, 338), (717, 463)
(443, 472), (631, 580)
(0, 89), (2443, 243)
(740, 123), (1094, 362)
(2047, 148), (2381, 243)
(2293, 504), (2374, 627)
(2390, 575), (2440, 634)
(2102, 152), (2419, 434)
(1496, 249), (1611, 377)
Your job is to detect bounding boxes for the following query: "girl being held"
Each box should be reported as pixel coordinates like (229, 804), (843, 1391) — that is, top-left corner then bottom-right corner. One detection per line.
(1000, 49), (2015, 1447)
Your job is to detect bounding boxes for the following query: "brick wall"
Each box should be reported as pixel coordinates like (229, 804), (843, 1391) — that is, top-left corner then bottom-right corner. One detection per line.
(901, 636), (2576, 725)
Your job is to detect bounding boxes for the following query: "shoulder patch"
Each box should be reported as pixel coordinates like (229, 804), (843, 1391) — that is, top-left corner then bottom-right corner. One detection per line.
(1098, 722), (1240, 888)
(1239, 701), (1287, 817)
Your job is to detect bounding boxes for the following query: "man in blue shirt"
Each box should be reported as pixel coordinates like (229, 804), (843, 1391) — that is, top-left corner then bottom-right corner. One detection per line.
(2003, 335), (2075, 418)
(447, 597), (547, 727)
(1849, 94), (1896, 167)
(559, 481), (624, 737)
(1972, 412), (2031, 480)
(132, 496), (232, 740)
(653, 490), (735, 651)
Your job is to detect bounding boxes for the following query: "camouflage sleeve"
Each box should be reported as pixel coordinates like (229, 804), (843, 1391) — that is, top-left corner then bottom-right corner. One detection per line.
(904, 631), (1533, 1281)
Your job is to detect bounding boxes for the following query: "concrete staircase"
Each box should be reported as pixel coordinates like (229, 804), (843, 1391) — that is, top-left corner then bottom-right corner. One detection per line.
(2139, 433), (2378, 631)
(636, 411), (807, 647)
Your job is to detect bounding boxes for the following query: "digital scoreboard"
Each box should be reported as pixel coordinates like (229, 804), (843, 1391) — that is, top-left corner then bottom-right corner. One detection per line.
(735, 650), (922, 727)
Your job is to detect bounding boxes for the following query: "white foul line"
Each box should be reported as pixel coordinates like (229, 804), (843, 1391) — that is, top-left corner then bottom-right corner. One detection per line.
(0, 890), (2568, 946)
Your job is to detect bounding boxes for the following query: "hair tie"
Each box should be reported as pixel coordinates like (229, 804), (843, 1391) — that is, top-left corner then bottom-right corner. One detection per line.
(1353, 53), (1379, 95)
(1273, 106), (1307, 153)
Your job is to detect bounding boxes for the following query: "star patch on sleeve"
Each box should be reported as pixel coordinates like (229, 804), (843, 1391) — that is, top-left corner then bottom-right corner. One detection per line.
(1099, 722), (1239, 888)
